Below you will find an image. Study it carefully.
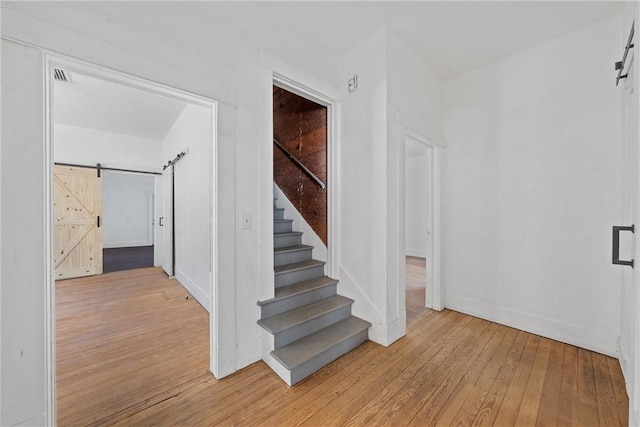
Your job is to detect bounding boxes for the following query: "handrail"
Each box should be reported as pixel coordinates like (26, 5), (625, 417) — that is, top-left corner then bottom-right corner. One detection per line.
(273, 138), (326, 191)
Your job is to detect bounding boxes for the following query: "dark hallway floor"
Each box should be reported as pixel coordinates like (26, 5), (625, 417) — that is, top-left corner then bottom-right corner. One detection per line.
(103, 245), (154, 273)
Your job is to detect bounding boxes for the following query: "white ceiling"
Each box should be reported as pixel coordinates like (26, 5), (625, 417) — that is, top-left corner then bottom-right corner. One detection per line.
(54, 71), (187, 140)
(5, 1), (625, 81)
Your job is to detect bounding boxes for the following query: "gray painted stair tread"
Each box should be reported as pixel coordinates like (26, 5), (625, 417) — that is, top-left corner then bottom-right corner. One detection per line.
(274, 259), (325, 275)
(258, 276), (338, 306)
(258, 295), (353, 334)
(274, 244), (313, 254)
(275, 231), (303, 237)
(274, 219), (293, 223)
(272, 316), (371, 369)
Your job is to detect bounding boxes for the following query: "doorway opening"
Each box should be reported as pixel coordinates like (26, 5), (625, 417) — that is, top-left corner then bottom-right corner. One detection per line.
(405, 138), (431, 323)
(272, 85), (328, 250)
(48, 58), (217, 424)
(401, 127), (442, 325)
(102, 170), (155, 273)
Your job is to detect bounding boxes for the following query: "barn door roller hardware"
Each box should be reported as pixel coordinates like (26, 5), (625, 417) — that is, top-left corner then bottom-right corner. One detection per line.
(612, 224), (635, 268)
(53, 162), (162, 176)
(615, 21), (635, 86)
(162, 150), (188, 170)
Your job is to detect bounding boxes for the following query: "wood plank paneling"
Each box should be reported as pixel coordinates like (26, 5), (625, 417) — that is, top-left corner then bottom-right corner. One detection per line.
(273, 86), (327, 244)
(57, 268), (629, 426)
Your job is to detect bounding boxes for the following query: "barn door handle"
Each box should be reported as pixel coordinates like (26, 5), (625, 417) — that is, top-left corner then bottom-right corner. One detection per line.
(613, 225), (634, 268)
(97, 216), (101, 228)
(159, 217), (164, 227)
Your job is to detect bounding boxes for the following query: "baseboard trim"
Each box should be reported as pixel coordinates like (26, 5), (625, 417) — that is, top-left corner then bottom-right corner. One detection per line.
(619, 338), (630, 390)
(405, 249), (427, 258)
(103, 240), (150, 249)
(212, 340), (237, 380)
(446, 293), (618, 357)
(236, 336), (261, 371)
(175, 269), (210, 313)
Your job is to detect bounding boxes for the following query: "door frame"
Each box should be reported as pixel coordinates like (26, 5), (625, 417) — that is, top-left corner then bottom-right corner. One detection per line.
(399, 125), (442, 311)
(44, 53), (219, 422)
(272, 74), (337, 270)
(257, 54), (339, 301)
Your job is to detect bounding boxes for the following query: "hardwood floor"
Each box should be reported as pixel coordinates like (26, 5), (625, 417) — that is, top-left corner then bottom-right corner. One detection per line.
(57, 268), (628, 426)
(406, 255), (427, 323)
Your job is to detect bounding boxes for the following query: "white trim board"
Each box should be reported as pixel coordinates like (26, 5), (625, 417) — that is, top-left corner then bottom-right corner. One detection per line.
(272, 72), (339, 279)
(176, 269), (210, 313)
(257, 59), (339, 303)
(405, 250), (427, 258)
(103, 241), (152, 249)
(446, 293), (619, 357)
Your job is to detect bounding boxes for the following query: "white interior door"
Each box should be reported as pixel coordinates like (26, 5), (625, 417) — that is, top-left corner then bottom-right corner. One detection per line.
(619, 32), (639, 425)
(629, 50), (640, 427)
(162, 166), (174, 276)
(424, 147), (434, 305)
(153, 175), (163, 267)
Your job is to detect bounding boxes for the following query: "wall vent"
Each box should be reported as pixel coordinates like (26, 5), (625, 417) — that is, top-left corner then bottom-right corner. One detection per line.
(53, 67), (69, 83)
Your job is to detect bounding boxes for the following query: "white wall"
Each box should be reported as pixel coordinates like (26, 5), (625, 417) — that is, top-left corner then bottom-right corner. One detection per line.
(337, 27), (444, 345)
(1, 39), (48, 427)
(338, 27), (389, 344)
(1, 8), (240, 423)
(162, 104), (212, 312)
(406, 149), (429, 258)
(54, 124), (163, 172)
(387, 29), (444, 144)
(1, 7), (348, 405)
(386, 28), (444, 339)
(102, 171), (154, 248)
(443, 15), (623, 356)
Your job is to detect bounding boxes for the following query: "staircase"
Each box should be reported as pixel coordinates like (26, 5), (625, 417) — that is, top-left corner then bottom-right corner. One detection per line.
(258, 203), (371, 386)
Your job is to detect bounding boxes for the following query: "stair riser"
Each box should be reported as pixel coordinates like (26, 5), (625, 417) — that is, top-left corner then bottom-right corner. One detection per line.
(288, 328), (368, 385)
(273, 304), (352, 349)
(260, 283), (337, 318)
(274, 234), (302, 248)
(274, 221), (293, 234)
(275, 265), (324, 288)
(274, 248), (313, 267)
(274, 209), (285, 220)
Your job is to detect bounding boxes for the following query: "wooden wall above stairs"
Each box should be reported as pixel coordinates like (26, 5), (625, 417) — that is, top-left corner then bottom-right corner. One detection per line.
(273, 86), (328, 245)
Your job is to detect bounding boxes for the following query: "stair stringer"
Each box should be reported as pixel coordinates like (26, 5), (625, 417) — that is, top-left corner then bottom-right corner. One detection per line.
(274, 183), (327, 263)
(336, 265), (403, 347)
(261, 331), (293, 385)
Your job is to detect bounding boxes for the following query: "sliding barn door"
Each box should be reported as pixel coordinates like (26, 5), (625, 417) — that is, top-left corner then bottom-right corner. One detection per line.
(162, 166), (174, 277)
(53, 165), (103, 280)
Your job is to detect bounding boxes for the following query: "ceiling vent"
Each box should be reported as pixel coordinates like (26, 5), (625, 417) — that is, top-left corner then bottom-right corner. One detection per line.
(53, 67), (69, 83)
